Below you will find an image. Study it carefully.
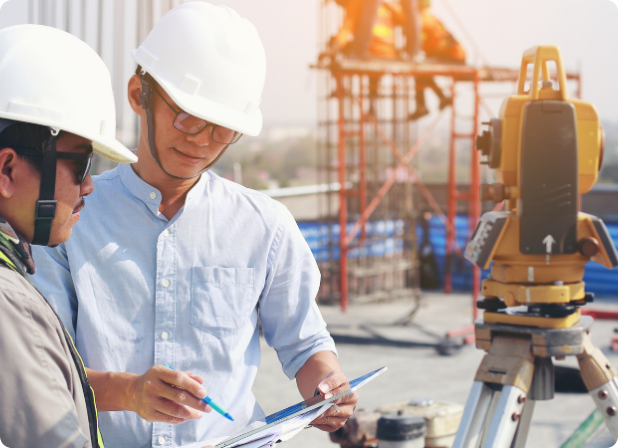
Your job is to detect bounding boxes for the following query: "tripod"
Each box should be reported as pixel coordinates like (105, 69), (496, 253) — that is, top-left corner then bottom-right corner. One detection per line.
(452, 313), (618, 448)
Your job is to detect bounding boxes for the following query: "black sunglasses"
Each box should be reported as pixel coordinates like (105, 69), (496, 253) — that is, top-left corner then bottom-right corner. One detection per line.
(152, 87), (243, 145)
(15, 147), (93, 185)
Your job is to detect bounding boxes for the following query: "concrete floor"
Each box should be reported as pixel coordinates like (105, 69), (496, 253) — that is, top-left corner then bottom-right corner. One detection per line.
(252, 292), (618, 448)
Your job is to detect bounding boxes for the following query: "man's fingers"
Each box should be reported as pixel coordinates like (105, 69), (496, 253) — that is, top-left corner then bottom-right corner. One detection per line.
(158, 365), (208, 400)
(312, 415), (347, 425)
(152, 409), (189, 425)
(158, 382), (210, 413)
(334, 391), (359, 405)
(186, 371), (205, 384)
(312, 370), (357, 433)
(311, 414), (348, 432)
(318, 370), (347, 395)
(325, 384), (356, 403)
(322, 403), (354, 420)
(155, 396), (203, 420)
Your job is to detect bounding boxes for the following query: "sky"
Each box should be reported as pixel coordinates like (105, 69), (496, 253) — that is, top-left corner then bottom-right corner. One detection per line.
(0, 0), (618, 126)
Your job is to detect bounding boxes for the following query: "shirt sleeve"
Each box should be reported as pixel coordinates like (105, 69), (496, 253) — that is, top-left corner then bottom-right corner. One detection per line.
(0, 286), (89, 448)
(258, 204), (337, 380)
(30, 244), (79, 340)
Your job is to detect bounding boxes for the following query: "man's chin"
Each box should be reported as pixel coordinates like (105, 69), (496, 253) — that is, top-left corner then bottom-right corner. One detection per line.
(46, 235), (70, 247)
(160, 162), (212, 179)
(47, 219), (77, 247)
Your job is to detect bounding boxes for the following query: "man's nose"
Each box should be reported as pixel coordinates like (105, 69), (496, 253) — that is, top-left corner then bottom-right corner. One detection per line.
(185, 127), (212, 146)
(81, 173), (94, 197)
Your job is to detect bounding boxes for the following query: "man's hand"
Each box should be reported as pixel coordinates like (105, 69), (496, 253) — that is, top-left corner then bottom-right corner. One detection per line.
(129, 365), (212, 424)
(310, 370), (358, 432)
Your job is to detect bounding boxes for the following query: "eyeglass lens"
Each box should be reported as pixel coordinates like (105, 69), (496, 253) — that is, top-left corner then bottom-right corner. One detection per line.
(63, 153), (93, 185)
(78, 154), (93, 184)
(173, 113), (239, 144)
(174, 113), (208, 135)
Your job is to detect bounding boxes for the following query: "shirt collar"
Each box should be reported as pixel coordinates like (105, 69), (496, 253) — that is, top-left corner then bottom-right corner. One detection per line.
(118, 163), (212, 211)
(118, 163), (162, 211)
(0, 214), (36, 275)
(186, 170), (212, 203)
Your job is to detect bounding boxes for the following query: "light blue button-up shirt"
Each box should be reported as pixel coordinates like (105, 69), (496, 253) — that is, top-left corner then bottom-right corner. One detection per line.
(31, 163), (336, 448)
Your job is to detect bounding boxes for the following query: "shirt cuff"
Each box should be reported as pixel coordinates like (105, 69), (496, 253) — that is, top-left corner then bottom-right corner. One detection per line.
(278, 331), (338, 380)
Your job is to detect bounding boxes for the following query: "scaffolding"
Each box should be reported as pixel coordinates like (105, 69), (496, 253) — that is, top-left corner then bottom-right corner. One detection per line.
(316, 59), (422, 311)
(316, 2), (582, 313)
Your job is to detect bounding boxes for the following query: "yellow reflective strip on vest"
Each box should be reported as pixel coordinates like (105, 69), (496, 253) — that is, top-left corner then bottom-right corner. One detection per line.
(64, 328), (105, 448)
(0, 249), (33, 285)
(0, 250), (20, 274)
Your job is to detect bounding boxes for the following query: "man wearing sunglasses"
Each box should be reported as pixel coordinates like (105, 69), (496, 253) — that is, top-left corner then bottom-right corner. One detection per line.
(32, 3), (357, 448)
(0, 25), (137, 448)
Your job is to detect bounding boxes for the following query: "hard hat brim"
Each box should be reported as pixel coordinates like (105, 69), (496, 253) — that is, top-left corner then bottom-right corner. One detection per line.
(93, 136), (138, 164)
(0, 111), (137, 164)
(164, 83), (263, 137)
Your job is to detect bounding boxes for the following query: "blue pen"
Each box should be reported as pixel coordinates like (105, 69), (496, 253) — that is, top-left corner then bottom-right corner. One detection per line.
(163, 364), (234, 421)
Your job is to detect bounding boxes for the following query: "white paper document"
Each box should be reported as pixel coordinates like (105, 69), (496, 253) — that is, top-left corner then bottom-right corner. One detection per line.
(179, 403), (333, 448)
(179, 366), (387, 448)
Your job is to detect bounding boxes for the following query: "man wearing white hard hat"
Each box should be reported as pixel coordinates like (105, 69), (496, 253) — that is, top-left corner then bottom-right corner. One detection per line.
(0, 24), (137, 448)
(32, 2), (358, 447)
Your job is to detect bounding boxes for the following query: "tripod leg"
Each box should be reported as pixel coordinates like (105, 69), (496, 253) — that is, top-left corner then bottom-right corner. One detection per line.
(576, 332), (618, 439)
(511, 399), (535, 448)
(481, 385), (527, 448)
(456, 335), (535, 448)
(453, 382), (496, 448)
(589, 380), (618, 439)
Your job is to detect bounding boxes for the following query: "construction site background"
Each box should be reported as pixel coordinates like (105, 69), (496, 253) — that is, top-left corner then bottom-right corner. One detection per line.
(1, 1), (618, 446)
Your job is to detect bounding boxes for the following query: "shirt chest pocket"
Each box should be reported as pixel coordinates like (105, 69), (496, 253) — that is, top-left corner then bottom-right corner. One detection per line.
(190, 267), (256, 338)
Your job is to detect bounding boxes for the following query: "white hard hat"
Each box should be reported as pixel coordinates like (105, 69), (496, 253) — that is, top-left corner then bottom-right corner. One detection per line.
(0, 24), (136, 164)
(132, 2), (267, 136)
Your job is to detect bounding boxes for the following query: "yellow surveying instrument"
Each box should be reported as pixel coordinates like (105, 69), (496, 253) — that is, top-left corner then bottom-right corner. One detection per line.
(453, 45), (618, 448)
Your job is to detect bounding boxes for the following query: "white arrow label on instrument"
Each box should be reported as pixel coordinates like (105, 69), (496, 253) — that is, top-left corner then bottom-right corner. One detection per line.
(543, 235), (556, 253)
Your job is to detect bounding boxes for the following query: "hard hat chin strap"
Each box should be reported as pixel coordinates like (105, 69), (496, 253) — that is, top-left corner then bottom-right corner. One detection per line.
(139, 75), (228, 181)
(31, 136), (58, 246)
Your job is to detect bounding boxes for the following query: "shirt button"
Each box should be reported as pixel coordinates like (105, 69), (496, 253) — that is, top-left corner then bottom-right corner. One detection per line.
(161, 279), (170, 288)
(161, 332), (170, 340)
(162, 229), (170, 237)
(157, 436), (166, 445)
(150, 192), (157, 200)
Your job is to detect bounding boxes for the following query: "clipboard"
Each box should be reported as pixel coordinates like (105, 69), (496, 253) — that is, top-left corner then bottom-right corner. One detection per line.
(215, 366), (388, 448)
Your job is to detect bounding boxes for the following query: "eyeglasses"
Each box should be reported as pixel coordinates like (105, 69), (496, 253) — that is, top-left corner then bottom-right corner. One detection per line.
(15, 148), (93, 185)
(152, 87), (242, 145)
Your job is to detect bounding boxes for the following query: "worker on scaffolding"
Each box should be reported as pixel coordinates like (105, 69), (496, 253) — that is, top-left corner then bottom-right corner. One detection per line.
(322, 0), (421, 115)
(324, 0), (465, 120)
(409, 0), (466, 120)
(326, 0), (421, 60)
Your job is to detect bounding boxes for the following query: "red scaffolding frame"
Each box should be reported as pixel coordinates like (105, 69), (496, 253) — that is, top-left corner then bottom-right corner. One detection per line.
(316, 57), (581, 313)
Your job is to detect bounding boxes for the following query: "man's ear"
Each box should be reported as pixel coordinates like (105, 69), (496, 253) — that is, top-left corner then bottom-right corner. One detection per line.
(128, 74), (146, 116)
(0, 148), (18, 199)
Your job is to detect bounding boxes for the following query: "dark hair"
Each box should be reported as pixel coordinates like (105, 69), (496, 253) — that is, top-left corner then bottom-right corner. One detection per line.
(0, 122), (52, 174)
(135, 65), (159, 87)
